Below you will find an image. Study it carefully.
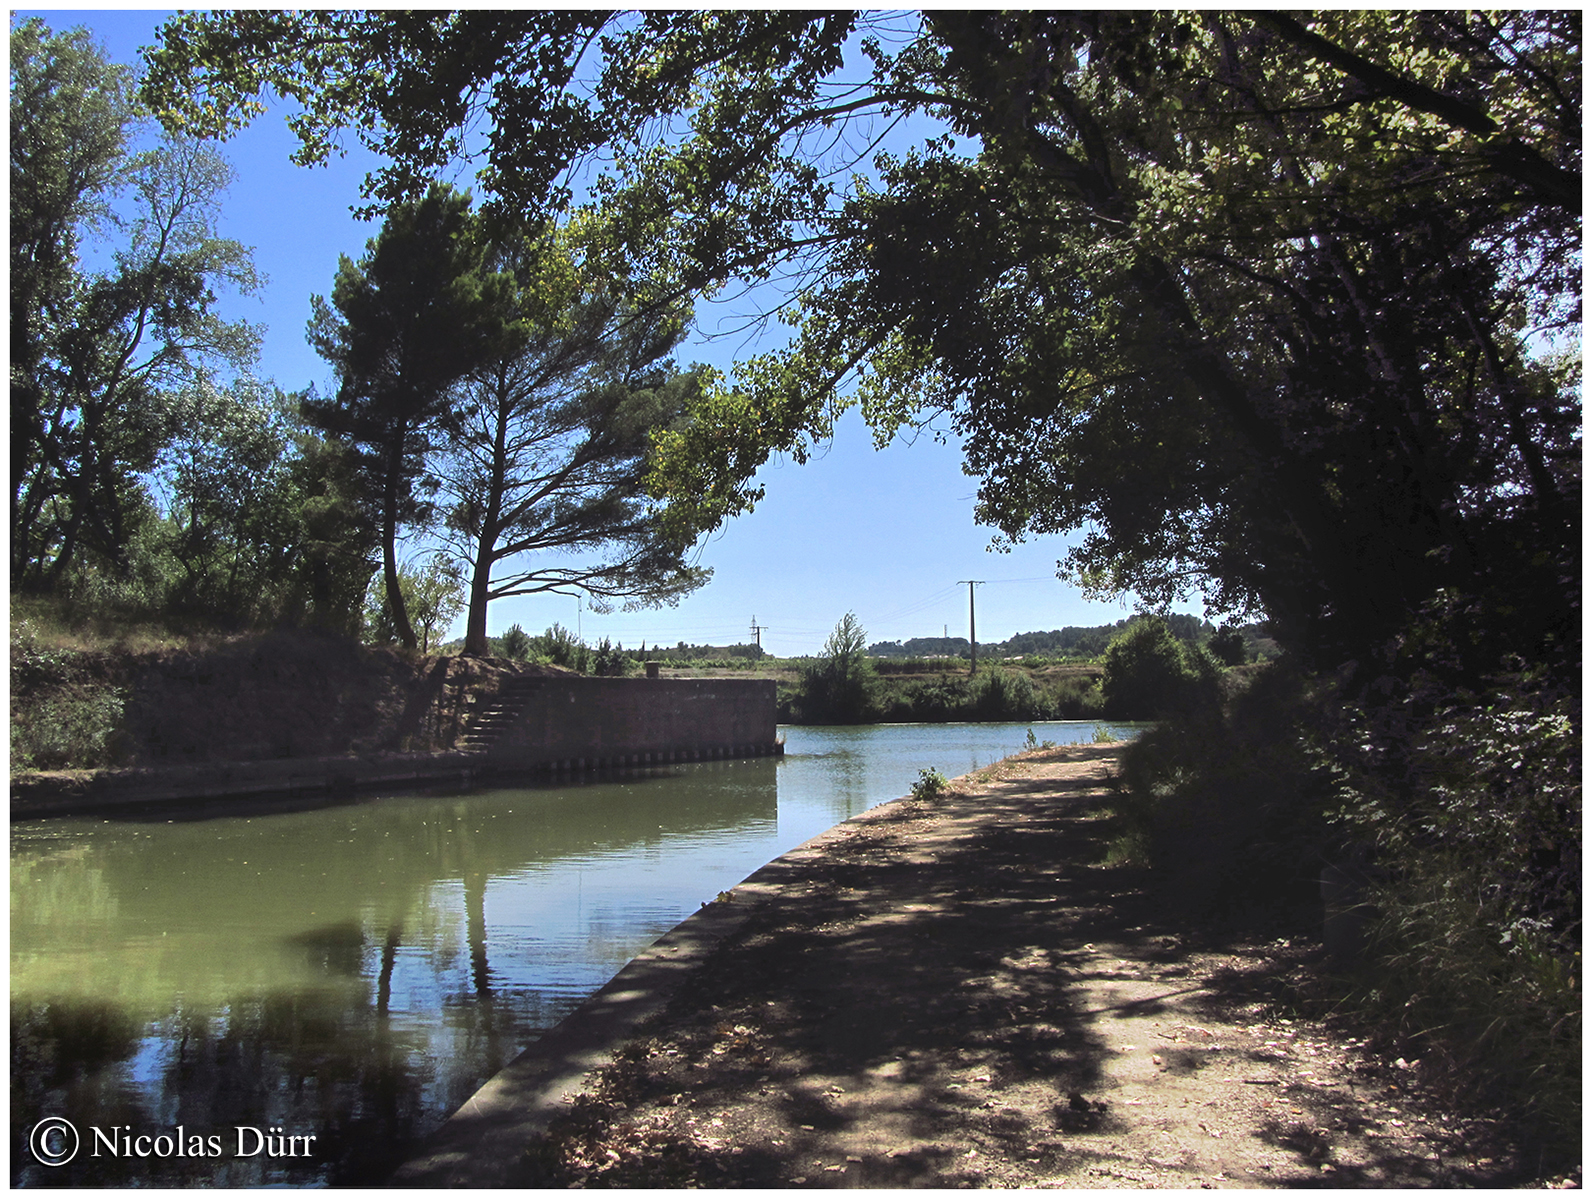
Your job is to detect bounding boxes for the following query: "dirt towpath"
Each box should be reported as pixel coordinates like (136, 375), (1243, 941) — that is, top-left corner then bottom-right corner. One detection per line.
(396, 742), (1539, 1188)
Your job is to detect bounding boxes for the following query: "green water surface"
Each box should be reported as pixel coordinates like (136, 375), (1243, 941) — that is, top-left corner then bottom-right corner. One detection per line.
(11, 721), (1142, 1186)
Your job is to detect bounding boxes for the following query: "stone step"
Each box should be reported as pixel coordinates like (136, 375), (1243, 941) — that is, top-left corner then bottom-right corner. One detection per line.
(456, 681), (541, 753)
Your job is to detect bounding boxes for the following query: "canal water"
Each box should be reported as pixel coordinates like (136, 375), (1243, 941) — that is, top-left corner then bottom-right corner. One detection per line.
(11, 720), (1142, 1186)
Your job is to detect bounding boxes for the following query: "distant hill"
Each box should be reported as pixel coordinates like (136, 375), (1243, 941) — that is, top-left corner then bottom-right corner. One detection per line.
(865, 636), (970, 658)
(869, 616), (1276, 661)
(868, 622), (1137, 659)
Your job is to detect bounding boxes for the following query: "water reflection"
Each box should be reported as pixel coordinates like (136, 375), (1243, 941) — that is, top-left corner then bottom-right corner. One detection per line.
(12, 721), (1141, 1186)
(12, 759), (778, 1186)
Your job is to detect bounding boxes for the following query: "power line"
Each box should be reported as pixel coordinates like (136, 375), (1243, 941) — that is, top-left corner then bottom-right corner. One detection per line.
(859, 582), (964, 627)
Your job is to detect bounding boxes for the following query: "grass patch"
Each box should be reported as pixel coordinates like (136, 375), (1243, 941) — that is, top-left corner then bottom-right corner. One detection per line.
(12, 592), (225, 656)
(10, 610), (135, 771)
(12, 687), (128, 771)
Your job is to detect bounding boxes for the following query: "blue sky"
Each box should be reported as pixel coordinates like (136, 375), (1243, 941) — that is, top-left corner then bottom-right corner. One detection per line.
(32, 10), (1167, 655)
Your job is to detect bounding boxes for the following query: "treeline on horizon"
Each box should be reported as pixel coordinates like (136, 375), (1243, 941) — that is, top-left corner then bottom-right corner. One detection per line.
(866, 614), (1276, 662)
(449, 613), (1277, 667)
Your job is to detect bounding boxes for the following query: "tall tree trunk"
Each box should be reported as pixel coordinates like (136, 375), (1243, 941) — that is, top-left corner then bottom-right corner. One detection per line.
(462, 387), (511, 656)
(381, 434), (419, 649)
(462, 537), (495, 655)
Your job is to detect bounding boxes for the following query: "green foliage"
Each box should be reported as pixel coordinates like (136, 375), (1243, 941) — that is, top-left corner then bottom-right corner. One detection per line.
(9, 619), (129, 771)
(1113, 661), (1581, 1161)
(11, 687), (127, 772)
(645, 641), (766, 663)
(306, 182), (517, 648)
(910, 767), (949, 802)
(49, 499), (180, 621)
(1091, 725), (1118, 745)
(869, 616), (1216, 664)
(867, 636), (970, 659)
(363, 554), (466, 652)
(160, 377), (303, 624)
(1208, 625), (1248, 668)
(971, 668), (1048, 721)
(144, 11), (1578, 687)
(281, 418), (379, 636)
(10, 618), (72, 686)
(438, 225), (715, 653)
(13, 17), (263, 591)
(406, 555), (468, 654)
(1112, 664), (1336, 916)
(590, 637), (633, 677)
(531, 623), (590, 673)
(789, 662), (1101, 725)
(499, 623), (531, 662)
(1100, 616), (1221, 719)
(1326, 685), (1579, 1154)
(793, 613), (877, 724)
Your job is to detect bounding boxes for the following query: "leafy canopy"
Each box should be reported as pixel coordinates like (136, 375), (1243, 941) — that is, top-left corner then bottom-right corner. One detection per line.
(145, 12), (1580, 682)
(437, 223), (713, 654)
(304, 182), (517, 648)
(14, 17), (263, 589)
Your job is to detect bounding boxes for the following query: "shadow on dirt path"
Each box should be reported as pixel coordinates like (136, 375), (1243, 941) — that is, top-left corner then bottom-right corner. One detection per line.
(424, 744), (1542, 1188)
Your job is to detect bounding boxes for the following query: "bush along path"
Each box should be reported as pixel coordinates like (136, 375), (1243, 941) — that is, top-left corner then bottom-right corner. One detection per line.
(415, 744), (1564, 1189)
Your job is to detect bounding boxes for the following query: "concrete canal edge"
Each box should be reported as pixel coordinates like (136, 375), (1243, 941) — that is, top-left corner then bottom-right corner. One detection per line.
(9, 741), (784, 819)
(389, 794), (914, 1188)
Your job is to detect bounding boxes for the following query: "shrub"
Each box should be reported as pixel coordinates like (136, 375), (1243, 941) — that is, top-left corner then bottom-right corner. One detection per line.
(1100, 615), (1220, 718)
(972, 668), (1052, 720)
(794, 613), (877, 722)
(533, 623), (590, 673)
(591, 637), (633, 677)
(12, 687), (128, 771)
(911, 767), (949, 801)
(888, 675), (970, 722)
(1050, 674), (1104, 719)
(499, 623), (531, 661)
(1331, 685), (1580, 1156)
(1111, 662), (1334, 916)
(1209, 624), (1248, 666)
(1111, 655), (1581, 1164)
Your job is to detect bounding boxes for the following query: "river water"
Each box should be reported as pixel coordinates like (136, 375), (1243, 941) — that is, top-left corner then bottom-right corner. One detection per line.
(11, 720), (1141, 1186)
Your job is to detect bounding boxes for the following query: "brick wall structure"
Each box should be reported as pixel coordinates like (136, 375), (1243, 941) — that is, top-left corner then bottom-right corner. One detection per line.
(482, 677), (781, 769)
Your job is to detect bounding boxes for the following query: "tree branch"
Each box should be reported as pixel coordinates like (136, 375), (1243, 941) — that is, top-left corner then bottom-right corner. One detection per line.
(1254, 10), (1581, 214)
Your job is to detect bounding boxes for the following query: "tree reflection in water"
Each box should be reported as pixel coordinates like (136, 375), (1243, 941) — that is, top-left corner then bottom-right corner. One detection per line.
(11, 759), (779, 1186)
(14, 726), (1117, 1185)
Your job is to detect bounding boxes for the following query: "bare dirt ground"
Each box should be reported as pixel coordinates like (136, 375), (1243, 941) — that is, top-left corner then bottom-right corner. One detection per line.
(505, 743), (1562, 1189)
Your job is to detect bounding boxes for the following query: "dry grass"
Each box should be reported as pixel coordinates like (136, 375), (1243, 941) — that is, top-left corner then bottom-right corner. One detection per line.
(11, 593), (236, 656)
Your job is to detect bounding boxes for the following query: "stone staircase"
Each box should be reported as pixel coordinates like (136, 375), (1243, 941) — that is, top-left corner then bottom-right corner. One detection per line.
(456, 676), (542, 755)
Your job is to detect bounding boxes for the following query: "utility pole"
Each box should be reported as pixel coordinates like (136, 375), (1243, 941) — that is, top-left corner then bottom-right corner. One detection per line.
(749, 616), (765, 652)
(957, 580), (984, 674)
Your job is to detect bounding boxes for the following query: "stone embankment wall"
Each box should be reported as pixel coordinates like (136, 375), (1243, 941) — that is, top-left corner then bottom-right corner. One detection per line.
(484, 677), (780, 769)
(13, 634), (780, 816)
(114, 633), (524, 764)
